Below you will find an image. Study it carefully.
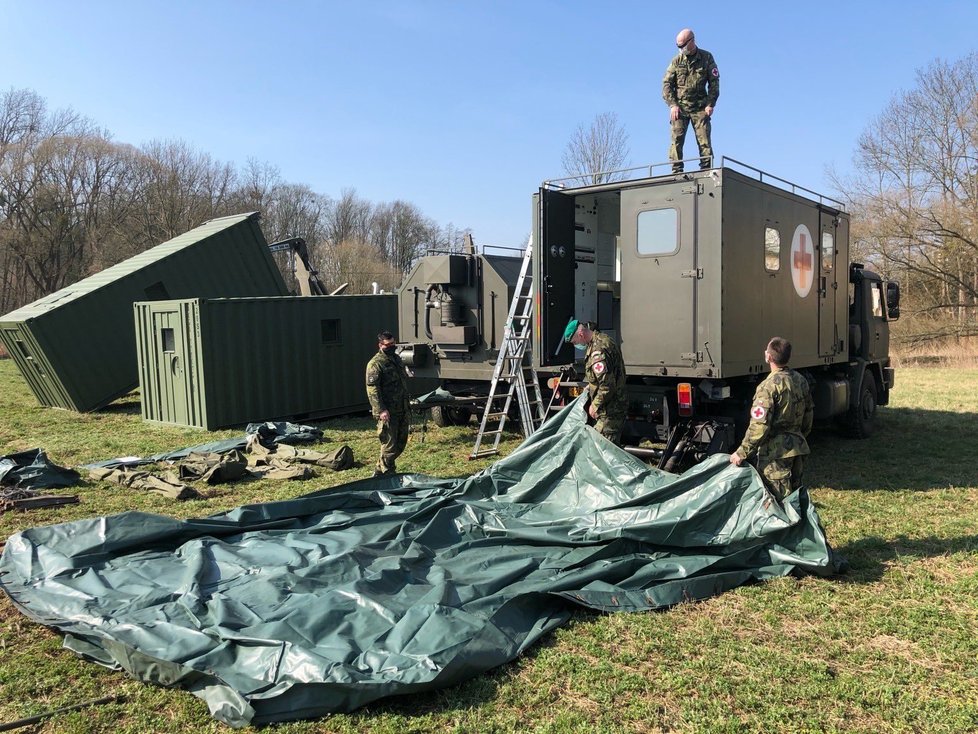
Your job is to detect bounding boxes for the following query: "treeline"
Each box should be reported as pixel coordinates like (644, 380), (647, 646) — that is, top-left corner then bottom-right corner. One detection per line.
(0, 88), (468, 314)
(840, 53), (978, 346)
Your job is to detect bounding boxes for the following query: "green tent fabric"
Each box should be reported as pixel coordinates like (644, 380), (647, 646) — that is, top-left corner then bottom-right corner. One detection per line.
(0, 448), (80, 490)
(82, 421), (324, 470)
(0, 397), (841, 727)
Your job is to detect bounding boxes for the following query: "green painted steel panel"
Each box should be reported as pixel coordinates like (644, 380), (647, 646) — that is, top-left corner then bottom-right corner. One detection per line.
(136, 295), (422, 430)
(532, 167), (850, 379)
(0, 213), (288, 412)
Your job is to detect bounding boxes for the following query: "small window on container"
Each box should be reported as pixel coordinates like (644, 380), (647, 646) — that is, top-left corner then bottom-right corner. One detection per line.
(321, 319), (341, 344)
(637, 208), (679, 256)
(161, 328), (175, 352)
(822, 232), (834, 271)
(764, 227), (781, 271)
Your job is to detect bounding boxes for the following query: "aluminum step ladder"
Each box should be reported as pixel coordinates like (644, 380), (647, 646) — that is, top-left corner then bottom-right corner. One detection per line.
(470, 239), (546, 459)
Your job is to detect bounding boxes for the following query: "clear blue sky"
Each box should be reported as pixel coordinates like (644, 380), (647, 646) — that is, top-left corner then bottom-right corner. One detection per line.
(2, 1), (976, 247)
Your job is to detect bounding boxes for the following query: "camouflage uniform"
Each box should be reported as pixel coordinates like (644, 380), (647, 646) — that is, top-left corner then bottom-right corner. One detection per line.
(734, 368), (814, 499)
(365, 350), (411, 475)
(662, 48), (720, 172)
(584, 331), (628, 445)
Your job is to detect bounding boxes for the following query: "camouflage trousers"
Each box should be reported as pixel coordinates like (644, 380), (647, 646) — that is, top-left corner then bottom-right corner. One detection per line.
(376, 413), (409, 474)
(593, 410), (625, 447)
(759, 456), (805, 500)
(669, 109), (713, 172)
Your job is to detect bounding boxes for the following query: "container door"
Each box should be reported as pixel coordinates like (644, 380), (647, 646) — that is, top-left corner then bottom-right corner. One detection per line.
(152, 308), (192, 424)
(818, 210), (840, 357)
(619, 183), (698, 367)
(537, 188), (576, 366)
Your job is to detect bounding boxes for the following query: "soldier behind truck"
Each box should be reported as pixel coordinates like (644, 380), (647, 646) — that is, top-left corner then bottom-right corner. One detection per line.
(365, 331), (412, 476)
(563, 318), (628, 446)
(730, 337), (814, 499)
(662, 28), (719, 173)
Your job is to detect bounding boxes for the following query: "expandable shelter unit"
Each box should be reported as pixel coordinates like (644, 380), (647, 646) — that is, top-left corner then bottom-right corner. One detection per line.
(136, 295), (401, 430)
(535, 163), (851, 378)
(396, 250), (522, 384)
(0, 213), (288, 412)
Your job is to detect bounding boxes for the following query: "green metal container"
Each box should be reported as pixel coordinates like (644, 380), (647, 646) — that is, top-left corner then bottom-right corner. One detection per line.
(0, 213), (288, 412)
(135, 295), (409, 430)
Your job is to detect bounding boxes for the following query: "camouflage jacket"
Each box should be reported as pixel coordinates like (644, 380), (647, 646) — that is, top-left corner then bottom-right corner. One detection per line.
(585, 331), (627, 416)
(365, 350), (411, 418)
(662, 48), (720, 112)
(735, 368), (813, 463)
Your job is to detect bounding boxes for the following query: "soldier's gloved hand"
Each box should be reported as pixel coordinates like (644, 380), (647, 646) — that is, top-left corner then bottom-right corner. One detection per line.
(380, 410), (390, 423)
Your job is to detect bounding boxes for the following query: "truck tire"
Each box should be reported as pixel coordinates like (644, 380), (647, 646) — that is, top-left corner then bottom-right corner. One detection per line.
(846, 371), (878, 438)
(430, 405), (451, 427)
(430, 405), (471, 427)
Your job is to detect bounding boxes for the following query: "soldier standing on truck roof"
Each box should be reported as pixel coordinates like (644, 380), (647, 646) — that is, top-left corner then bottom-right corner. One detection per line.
(563, 318), (628, 445)
(365, 331), (412, 476)
(730, 337), (814, 499)
(662, 28), (720, 174)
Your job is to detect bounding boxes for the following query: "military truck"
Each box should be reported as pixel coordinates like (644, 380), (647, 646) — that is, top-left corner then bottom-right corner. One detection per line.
(534, 158), (900, 467)
(396, 236), (523, 425)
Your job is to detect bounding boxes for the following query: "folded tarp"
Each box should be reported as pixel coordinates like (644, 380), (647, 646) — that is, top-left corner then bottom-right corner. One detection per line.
(0, 396), (841, 727)
(82, 421), (324, 470)
(0, 448), (80, 490)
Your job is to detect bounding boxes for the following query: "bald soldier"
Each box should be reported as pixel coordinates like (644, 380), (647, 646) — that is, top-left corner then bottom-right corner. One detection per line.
(662, 28), (720, 173)
(564, 318), (627, 445)
(730, 337), (814, 499)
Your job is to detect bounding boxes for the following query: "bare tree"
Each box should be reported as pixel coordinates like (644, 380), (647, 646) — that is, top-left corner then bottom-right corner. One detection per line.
(837, 53), (978, 344)
(369, 200), (438, 273)
(0, 88), (469, 314)
(317, 238), (401, 294)
(561, 112), (630, 185)
(324, 188), (372, 248)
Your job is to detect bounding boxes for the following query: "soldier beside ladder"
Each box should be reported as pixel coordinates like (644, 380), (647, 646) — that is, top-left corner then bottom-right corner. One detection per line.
(563, 318), (628, 446)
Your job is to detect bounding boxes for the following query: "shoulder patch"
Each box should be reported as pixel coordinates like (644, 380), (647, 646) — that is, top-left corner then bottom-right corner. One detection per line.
(712, 67), (719, 77)
(750, 404), (766, 420)
(593, 361), (606, 375)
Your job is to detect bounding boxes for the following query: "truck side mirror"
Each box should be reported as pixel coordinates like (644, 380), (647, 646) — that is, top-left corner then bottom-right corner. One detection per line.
(886, 281), (901, 321)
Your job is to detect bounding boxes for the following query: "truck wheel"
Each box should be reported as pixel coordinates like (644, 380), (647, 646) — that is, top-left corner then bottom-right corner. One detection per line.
(430, 405), (451, 427)
(430, 405), (471, 427)
(846, 372), (878, 438)
(448, 407), (472, 425)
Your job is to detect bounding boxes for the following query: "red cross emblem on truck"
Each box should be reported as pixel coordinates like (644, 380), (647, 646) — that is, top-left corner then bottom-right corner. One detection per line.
(793, 233), (813, 290)
(790, 224), (815, 298)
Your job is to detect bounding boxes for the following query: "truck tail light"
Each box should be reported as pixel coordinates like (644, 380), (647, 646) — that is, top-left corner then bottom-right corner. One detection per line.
(677, 383), (693, 417)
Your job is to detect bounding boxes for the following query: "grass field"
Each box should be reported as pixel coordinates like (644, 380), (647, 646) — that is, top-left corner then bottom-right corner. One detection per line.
(1, 359), (976, 734)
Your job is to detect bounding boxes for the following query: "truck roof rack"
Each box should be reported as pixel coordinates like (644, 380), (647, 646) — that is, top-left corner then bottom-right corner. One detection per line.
(543, 155), (846, 213)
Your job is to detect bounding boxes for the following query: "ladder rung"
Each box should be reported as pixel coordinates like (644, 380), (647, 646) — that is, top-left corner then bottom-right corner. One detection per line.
(484, 412), (507, 419)
(470, 450), (500, 459)
(481, 429), (505, 436)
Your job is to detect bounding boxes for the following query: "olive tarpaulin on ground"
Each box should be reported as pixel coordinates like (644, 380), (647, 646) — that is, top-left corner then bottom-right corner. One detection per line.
(0, 396), (843, 728)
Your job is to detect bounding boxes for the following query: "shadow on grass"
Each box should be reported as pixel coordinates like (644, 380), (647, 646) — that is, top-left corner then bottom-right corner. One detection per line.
(834, 533), (978, 582)
(808, 406), (978, 491)
(98, 400), (141, 416)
